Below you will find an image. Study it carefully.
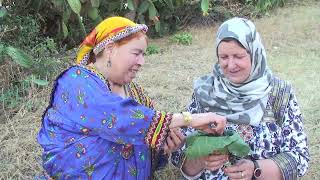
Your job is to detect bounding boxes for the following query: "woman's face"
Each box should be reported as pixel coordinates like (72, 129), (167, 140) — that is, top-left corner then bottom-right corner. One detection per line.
(217, 40), (251, 84)
(107, 36), (147, 85)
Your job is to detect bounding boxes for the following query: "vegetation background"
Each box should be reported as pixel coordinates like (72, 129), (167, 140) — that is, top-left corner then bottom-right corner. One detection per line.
(0, 0), (319, 179)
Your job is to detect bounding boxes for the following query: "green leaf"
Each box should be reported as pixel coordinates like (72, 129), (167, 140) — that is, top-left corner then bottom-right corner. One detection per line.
(164, 0), (174, 10)
(5, 46), (33, 68)
(148, 1), (157, 18)
(201, 0), (209, 16)
(137, 0), (150, 15)
(88, 7), (99, 20)
(185, 130), (250, 159)
(62, 21), (69, 38)
(0, 7), (8, 18)
(90, 0), (100, 7)
(155, 21), (161, 32)
(52, 0), (64, 8)
(63, 8), (72, 22)
(67, 0), (82, 14)
(127, 0), (135, 10)
(27, 75), (49, 86)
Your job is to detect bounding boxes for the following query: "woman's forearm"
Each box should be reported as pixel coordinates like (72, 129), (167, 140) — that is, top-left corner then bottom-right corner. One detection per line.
(182, 158), (204, 176)
(256, 159), (282, 180)
(169, 113), (186, 129)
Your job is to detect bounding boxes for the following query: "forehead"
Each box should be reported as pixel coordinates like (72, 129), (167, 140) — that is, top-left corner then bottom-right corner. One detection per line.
(117, 37), (147, 52)
(218, 40), (247, 53)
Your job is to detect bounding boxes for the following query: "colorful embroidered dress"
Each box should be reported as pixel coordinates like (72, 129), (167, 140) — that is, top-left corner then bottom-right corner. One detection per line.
(37, 65), (171, 179)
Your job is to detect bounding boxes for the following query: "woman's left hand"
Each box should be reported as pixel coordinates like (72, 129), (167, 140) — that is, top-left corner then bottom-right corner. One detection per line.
(163, 128), (186, 154)
(192, 112), (226, 135)
(224, 159), (254, 180)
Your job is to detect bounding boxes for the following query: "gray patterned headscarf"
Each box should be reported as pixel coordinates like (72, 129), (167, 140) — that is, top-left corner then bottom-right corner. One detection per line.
(194, 17), (273, 126)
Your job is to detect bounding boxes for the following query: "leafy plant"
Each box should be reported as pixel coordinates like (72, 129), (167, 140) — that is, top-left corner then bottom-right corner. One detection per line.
(146, 44), (160, 55)
(170, 32), (193, 45)
(246, 0), (287, 13)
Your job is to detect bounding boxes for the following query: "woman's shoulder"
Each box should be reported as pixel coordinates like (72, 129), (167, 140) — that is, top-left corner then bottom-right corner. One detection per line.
(57, 65), (99, 81)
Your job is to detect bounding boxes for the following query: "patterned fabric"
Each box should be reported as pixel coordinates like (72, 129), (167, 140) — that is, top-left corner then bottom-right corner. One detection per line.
(194, 17), (273, 126)
(37, 66), (171, 179)
(171, 89), (310, 180)
(76, 16), (148, 65)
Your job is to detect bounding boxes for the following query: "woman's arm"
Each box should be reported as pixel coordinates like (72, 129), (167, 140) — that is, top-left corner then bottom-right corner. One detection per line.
(224, 92), (309, 180)
(269, 92), (309, 179)
(47, 67), (225, 151)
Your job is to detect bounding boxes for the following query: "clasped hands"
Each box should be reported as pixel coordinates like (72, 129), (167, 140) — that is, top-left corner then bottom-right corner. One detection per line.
(164, 112), (226, 154)
(200, 154), (255, 180)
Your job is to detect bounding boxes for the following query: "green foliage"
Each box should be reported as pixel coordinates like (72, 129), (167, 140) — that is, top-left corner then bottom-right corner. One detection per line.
(5, 46), (33, 68)
(67, 0), (82, 14)
(247, 0), (287, 13)
(170, 32), (193, 45)
(185, 130), (250, 159)
(0, 85), (24, 109)
(201, 0), (210, 16)
(146, 44), (160, 55)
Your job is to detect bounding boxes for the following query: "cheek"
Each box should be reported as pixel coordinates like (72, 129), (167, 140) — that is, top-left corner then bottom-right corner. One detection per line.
(219, 61), (228, 72)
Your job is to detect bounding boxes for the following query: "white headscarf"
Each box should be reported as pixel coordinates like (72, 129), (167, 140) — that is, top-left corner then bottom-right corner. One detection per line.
(194, 17), (273, 126)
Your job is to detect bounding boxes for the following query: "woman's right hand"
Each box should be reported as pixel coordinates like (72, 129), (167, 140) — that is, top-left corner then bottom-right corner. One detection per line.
(191, 112), (226, 135)
(202, 152), (229, 171)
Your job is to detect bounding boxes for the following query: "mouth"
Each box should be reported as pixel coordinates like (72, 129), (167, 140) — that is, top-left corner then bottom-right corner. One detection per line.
(229, 70), (240, 74)
(130, 69), (139, 74)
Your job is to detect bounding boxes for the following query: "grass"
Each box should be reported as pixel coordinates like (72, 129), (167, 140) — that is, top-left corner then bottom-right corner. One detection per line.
(0, 1), (319, 179)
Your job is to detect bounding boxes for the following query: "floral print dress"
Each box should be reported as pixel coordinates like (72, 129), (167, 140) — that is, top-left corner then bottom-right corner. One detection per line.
(172, 92), (309, 180)
(37, 66), (171, 180)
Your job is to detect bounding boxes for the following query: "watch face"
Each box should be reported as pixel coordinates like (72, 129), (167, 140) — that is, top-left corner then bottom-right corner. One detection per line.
(254, 168), (262, 177)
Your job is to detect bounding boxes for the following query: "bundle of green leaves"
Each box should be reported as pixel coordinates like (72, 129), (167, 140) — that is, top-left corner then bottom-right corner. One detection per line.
(185, 130), (250, 160)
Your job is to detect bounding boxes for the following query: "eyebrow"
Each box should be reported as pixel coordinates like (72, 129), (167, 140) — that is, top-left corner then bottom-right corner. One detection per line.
(131, 48), (144, 53)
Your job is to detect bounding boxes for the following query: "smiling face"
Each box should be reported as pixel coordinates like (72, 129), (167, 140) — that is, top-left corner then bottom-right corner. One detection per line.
(110, 35), (147, 84)
(95, 32), (148, 85)
(217, 40), (252, 84)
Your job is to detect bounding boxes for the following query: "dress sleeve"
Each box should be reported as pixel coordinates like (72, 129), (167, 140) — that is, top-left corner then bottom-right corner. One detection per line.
(45, 67), (171, 150)
(171, 93), (202, 178)
(270, 92), (310, 179)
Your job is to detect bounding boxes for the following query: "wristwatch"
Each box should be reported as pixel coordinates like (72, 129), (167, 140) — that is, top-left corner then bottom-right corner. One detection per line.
(252, 160), (262, 179)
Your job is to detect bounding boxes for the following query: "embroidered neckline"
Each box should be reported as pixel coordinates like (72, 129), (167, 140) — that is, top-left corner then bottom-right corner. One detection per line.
(78, 65), (131, 98)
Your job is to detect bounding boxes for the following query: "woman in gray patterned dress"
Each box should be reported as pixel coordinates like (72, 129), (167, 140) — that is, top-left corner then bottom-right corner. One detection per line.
(171, 17), (309, 180)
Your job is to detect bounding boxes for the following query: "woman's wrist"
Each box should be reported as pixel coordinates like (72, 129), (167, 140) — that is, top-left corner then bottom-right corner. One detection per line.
(182, 157), (205, 177)
(182, 111), (192, 126)
(170, 113), (186, 128)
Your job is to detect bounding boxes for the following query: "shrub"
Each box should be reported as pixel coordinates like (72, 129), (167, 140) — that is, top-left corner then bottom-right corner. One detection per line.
(170, 32), (193, 45)
(146, 44), (160, 55)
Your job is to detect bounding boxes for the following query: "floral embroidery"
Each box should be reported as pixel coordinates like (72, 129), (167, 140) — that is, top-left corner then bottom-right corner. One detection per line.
(172, 92), (309, 179)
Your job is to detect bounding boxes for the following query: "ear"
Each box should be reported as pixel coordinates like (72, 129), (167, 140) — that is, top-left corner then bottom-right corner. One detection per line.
(103, 42), (116, 56)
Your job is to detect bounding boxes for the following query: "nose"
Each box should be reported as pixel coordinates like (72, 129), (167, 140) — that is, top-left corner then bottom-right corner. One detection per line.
(137, 54), (145, 66)
(227, 57), (236, 70)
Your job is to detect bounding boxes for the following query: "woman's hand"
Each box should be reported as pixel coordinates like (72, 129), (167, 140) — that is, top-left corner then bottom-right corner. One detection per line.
(224, 159), (254, 180)
(163, 128), (186, 154)
(203, 152), (229, 171)
(191, 112), (226, 135)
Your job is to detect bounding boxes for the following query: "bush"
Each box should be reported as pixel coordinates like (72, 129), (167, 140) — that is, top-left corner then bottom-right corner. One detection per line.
(146, 44), (160, 55)
(170, 32), (193, 45)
